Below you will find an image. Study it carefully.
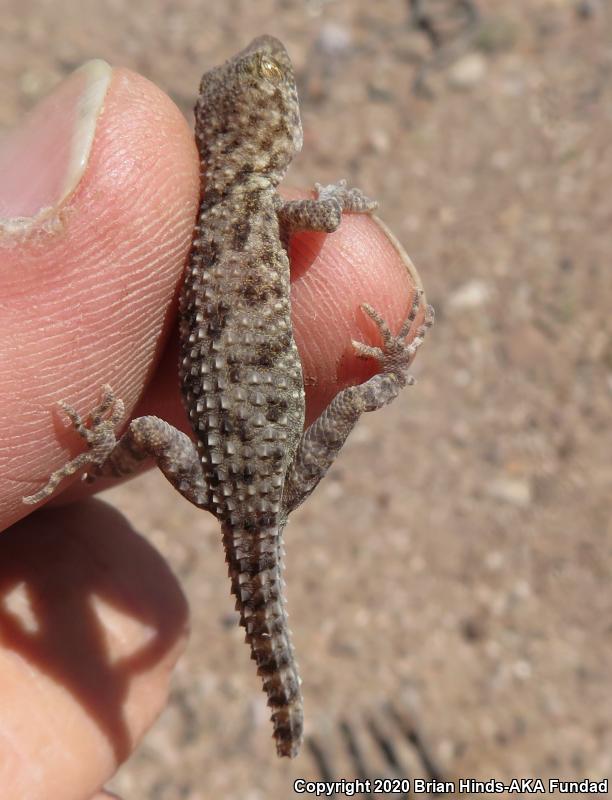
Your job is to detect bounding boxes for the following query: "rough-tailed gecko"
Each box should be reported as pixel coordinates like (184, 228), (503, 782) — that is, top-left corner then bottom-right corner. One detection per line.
(24, 36), (434, 758)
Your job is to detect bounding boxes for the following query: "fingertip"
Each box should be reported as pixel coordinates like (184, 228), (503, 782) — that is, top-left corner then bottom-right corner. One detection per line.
(0, 60), (112, 225)
(287, 194), (427, 423)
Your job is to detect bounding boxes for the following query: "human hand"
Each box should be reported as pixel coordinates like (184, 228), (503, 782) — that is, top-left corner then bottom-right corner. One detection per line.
(0, 60), (423, 798)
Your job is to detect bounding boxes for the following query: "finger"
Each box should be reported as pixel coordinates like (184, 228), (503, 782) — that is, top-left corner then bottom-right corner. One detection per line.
(286, 196), (426, 422)
(0, 500), (188, 800)
(1, 62), (199, 524)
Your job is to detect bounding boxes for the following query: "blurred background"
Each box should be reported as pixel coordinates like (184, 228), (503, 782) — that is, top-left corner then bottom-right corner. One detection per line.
(3, 0), (611, 797)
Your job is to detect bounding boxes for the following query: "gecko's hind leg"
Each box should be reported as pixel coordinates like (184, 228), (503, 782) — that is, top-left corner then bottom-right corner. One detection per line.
(23, 385), (124, 505)
(352, 290), (434, 380)
(282, 291), (434, 515)
(23, 385), (210, 510)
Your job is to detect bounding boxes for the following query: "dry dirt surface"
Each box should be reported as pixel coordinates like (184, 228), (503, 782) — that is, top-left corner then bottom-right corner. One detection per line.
(2, 0), (611, 798)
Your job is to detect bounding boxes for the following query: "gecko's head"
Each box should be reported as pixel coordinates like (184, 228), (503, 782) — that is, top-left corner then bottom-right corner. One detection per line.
(196, 36), (303, 183)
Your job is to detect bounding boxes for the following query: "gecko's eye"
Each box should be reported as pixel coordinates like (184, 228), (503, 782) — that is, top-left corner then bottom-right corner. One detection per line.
(259, 55), (283, 84)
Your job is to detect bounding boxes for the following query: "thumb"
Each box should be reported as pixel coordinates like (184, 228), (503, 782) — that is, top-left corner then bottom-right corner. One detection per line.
(0, 60), (112, 225)
(0, 62), (200, 525)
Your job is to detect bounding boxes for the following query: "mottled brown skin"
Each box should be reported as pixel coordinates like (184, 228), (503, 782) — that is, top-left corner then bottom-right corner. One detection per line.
(23, 36), (434, 759)
(184, 36), (309, 755)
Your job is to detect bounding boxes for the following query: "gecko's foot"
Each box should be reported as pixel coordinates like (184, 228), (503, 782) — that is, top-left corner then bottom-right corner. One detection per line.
(352, 289), (434, 382)
(23, 384), (125, 505)
(314, 178), (378, 214)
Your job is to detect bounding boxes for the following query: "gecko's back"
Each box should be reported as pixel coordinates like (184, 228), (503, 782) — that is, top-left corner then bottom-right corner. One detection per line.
(179, 36), (306, 756)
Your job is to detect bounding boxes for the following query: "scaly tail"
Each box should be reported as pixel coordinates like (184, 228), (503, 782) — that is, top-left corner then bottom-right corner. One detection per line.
(221, 524), (303, 757)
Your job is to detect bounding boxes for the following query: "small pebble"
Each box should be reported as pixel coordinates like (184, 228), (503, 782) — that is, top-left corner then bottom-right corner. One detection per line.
(448, 279), (491, 310)
(448, 53), (487, 90)
(316, 23), (352, 57)
(486, 478), (532, 508)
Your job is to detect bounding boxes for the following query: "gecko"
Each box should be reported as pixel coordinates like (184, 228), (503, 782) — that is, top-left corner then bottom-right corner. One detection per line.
(23, 35), (434, 758)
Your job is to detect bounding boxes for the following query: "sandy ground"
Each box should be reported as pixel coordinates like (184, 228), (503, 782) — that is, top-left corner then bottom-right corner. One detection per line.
(2, 0), (611, 797)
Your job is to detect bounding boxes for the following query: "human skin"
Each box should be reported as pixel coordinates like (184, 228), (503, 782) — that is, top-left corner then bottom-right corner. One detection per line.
(0, 60), (424, 799)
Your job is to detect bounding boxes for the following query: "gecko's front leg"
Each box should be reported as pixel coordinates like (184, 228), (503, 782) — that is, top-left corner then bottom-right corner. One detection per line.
(276, 179), (377, 247)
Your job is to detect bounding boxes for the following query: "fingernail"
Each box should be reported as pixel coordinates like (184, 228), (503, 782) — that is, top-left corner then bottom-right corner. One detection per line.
(0, 60), (112, 233)
(372, 215), (425, 295)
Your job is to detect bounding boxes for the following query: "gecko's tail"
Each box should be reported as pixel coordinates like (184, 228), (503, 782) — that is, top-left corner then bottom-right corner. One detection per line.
(222, 524), (303, 758)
